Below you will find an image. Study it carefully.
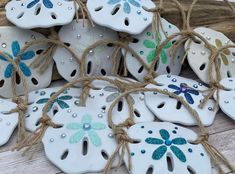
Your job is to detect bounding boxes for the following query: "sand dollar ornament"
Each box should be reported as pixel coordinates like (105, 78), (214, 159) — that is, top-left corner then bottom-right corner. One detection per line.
(53, 19), (120, 83)
(87, 0), (155, 34)
(124, 18), (184, 82)
(145, 75), (218, 126)
(42, 107), (119, 174)
(124, 122), (211, 174)
(0, 27), (52, 98)
(0, 99), (18, 146)
(186, 27), (235, 84)
(5, 0), (76, 29)
(215, 78), (235, 120)
(25, 87), (81, 132)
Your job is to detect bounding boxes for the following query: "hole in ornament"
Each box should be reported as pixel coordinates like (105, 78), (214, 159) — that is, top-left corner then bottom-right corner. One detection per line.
(134, 109), (141, 117)
(138, 66), (144, 73)
(101, 106), (106, 111)
(87, 61), (92, 75)
(70, 69), (77, 77)
(53, 106), (58, 115)
(95, 6), (103, 12)
(17, 12), (24, 19)
(51, 13), (57, 20)
(111, 4), (120, 15)
(154, 61), (159, 71)
(16, 72), (21, 85)
(101, 69), (106, 76)
(31, 78), (39, 85)
(64, 42), (70, 47)
(157, 102), (165, 109)
(167, 154), (174, 172)
(107, 43), (114, 47)
(117, 100), (123, 112)
(34, 4), (41, 15)
(124, 18), (130, 26)
(146, 166), (154, 174)
(82, 139), (88, 156)
(166, 66), (171, 73)
(194, 39), (202, 44)
(61, 149), (69, 160)
(233, 52), (235, 57)
(132, 38), (139, 43)
(176, 101), (182, 110)
(35, 119), (40, 127)
(227, 71), (232, 78)
(101, 150), (109, 160)
(36, 49), (44, 55)
(187, 166), (196, 174)
(0, 79), (4, 88)
(199, 63), (206, 71)
(172, 40), (176, 44)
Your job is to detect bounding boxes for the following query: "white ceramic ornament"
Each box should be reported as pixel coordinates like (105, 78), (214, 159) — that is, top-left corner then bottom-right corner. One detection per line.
(0, 26), (52, 98)
(0, 99), (18, 146)
(5, 0), (76, 29)
(145, 75), (218, 126)
(124, 122), (211, 174)
(42, 107), (119, 174)
(215, 77), (235, 120)
(87, 0), (155, 34)
(124, 18), (184, 82)
(26, 87), (81, 132)
(186, 27), (235, 84)
(53, 19), (120, 83)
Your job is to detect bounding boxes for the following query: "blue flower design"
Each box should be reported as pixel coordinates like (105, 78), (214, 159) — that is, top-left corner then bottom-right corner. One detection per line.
(27, 0), (53, 9)
(108, 0), (141, 14)
(67, 114), (106, 147)
(0, 41), (35, 78)
(168, 83), (199, 104)
(145, 129), (187, 162)
(36, 92), (72, 111)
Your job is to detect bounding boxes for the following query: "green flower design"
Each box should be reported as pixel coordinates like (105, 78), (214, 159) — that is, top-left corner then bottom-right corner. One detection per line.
(67, 114), (106, 147)
(143, 32), (172, 64)
(145, 129), (187, 162)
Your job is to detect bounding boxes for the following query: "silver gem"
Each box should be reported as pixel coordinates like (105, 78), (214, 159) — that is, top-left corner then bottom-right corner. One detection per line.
(25, 113), (30, 118)
(2, 43), (7, 48)
(77, 34), (81, 39)
(61, 133), (67, 138)
(192, 51), (196, 55)
(137, 10), (141, 14)
(31, 35), (36, 40)
(11, 7), (15, 10)
(40, 91), (46, 96)
(89, 95), (95, 99)
(99, 93), (104, 96)
(108, 133), (114, 138)
(98, 114), (103, 118)
(50, 138), (54, 142)
(6, 122), (11, 126)
(206, 36), (211, 40)
(68, 7), (72, 10)
(201, 51), (206, 55)
(201, 32), (205, 35)
(99, 34), (103, 38)
(224, 101), (229, 104)
(67, 109), (72, 113)
(32, 106), (38, 112)
(21, 3), (25, 6)
(101, 110), (106, 113)
(172, 78), (177, 82)
(208, 107), (213, 111)
(193, 84), (198, 88)
(57, 2), (62, 6)
(225, 40), (229, 45)
(198, 83), (203, 86)
(72, 113), (77, 118)
(83, 123), (91, 130)
(69, 57), (73, 62)
(107, 56), (110, 59)
(61, 61), (65, 65)
(35, 91), (39, 94)
(163, 89), (168, 92)
(139, 96), (144, 101)
(89, 50), (94, 56)
(167, 75), (171, 78)
(74, 100), (80, 105)
(153, 92), (158, 95)
(232, 58), (235, 63)
(143, 17), (147, 21)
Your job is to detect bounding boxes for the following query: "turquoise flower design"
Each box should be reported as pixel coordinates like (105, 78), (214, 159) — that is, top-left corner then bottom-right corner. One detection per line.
(36, 92), (72, 111)
(145, 129), (187, 162)
(0, 41), (35, 78)
(67, 114), (106, 147)
(27, 0), (53, 9)
(108, 0), (141, 14)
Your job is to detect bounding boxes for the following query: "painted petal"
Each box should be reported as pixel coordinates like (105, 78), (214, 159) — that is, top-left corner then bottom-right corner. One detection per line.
(91, 122), (106, 130)
(107, 0), (121, 5)
(172, 138), (187, 145)
(88, 130), (102, 147)
(152, 145), (167, 160)
(170, 145), (186, 162)
(0, 53), (9, 61)
(67, 123), (83, 130)
(103, 86), (119, 92)
(215, 39), (222, 48)
(143, 40), (156, 49)
(4, 64), (14, 78)
(186, 89), (199, 95)
(43, 0), (53, 8)
(164, 41), (172, 49)
(160, 50), (167, 64)
(82, 114), (92, 124)
(145, 138), (164, 145)
(223, 49), (230, 56)
(106, 92), (120, 102)
(174, 91), (181, 95)
(123, 2), (131, 14)
(27, 0), (40, 8)
(128, 0), (141, 7)
(159, 129), (170, 140)
(57, 100), (70, 109)
(221, 54), (229, 66)
(58, 95), (73, 100)
(184, 93), (194, 104)
(69, 130), (85, 144)
(11, 41), (20, 57)
(168, 84), (181, 91)
(19, 62), (31, 77)
(36, 98), (50, 104)
(147, 50), (157, 63)
(21, 51), (35, 60)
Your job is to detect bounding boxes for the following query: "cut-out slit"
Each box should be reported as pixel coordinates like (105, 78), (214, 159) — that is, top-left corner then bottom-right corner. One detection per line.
(31, 78), (39, 85)
(61, 150), (69, 160)
(227, 71), (232, 78)
(154, 61), (159, 71)
(101, 69), (106, 76)
(167, 154), (174, 172)
(51, 13), (57, 20)
(87, 61), (92, 75)
(36, 49), (44, 55)
(107, 43), (114, 47)
(82, 139), (88, 156)
(0, 79), (4, 88)
(134, 109), (141, 117)
(111, 5), (120, 15)
(132, 38), (139, 43)
(157, 102), (165, 109)
(138, 66), (144, 73)
(101, 150), (109, 160)
(146, 166), (154, 174)
(187, 166), (196, 174)
(35, 119), (40, 126)
(70, 69), (77, 77)
(16, 72), (21, 85)
(64, 42), (70, 47)
(124, 18), (130, 26)
(166, 66), (171, 74)
(17, 12), (24, 19)
(35, 4), (41, 16)
(199, 63), (206, 71)
(117, 100), (123, 112)
(95, 6), (103, 12)
(53, 107), (58, 115)
(101, 106), (106, 111)
(176, 101), (182, 110)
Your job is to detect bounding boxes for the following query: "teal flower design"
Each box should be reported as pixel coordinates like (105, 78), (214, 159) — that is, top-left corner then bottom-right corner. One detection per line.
(108, 0), (141, 14)
(145, 129), (187, 162)
(143, 32), (172, 64)
(27, 0), (53, 9)
(67, 114), (106, 147)
(36, 92), (72, 111)
(0, 41), (35, 78)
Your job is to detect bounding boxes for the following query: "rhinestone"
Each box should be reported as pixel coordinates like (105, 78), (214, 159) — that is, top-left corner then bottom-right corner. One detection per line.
(11, 7), (15, 10)
(31, 35), (36, 40)
(21, 3), (25, 6)
(67, 109), (72, 113)
(206, 36), (211, 40)
(107, 56), (110, 59)
(57, 2), (62, 6)
(163, 89), (168, 92)
(137, 10), (141, 14)
(32, 106), (38, 112)
(50, 138), (54, 142)
(232, 58), (235, 63)
(98, 114), (103, 118)
(165, 140), (172, 146)
(193, 84), (198, 88)
(25, 113), (30, 118)
(101, 110), (106, 113)
(224, 101), (229, 104)
(74, 100), (80, 105)
(2, 43), (7, 48)
(192, 51), (196, 55)
(69, 57), (73, 62)
(99, 93), (104, 96)
(68, 7), (72, 10)
(72, 26), (76, 30)
(225, 40), (229, 45)
(35, 91), (39, 94)
(72, 113), (77, 118)
(60, 61), (64, 65)
(40, 91), (46, 96)
(89, 50), (94, 56)
(77, 34), (81, 39)
(201, 32), (205, 35)
(172, 78), (177, 82)
(167, 75), (171, 78)
(139, 96), (144, 101)
(198, 83), (203, 86)
(141, 149), (146, 154)
(208, 107), (213, 111)
(6, 122), (11, 126)
(201, 51), (206, 55)
(143, 17), (147, 21)
(89, 95), (95, 99)
(83, 123), (91, 130)
(153, 92), (158, 95)
(108, 133), (114, 138)
(99, 34), (103, 38)
(61, 133), (67, 138)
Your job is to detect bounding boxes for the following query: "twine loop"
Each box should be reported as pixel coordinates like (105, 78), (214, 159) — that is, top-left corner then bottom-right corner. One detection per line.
(39, 114), (60, 128)
(12, 97), (28, 112)
(192, 132), (209, 145)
